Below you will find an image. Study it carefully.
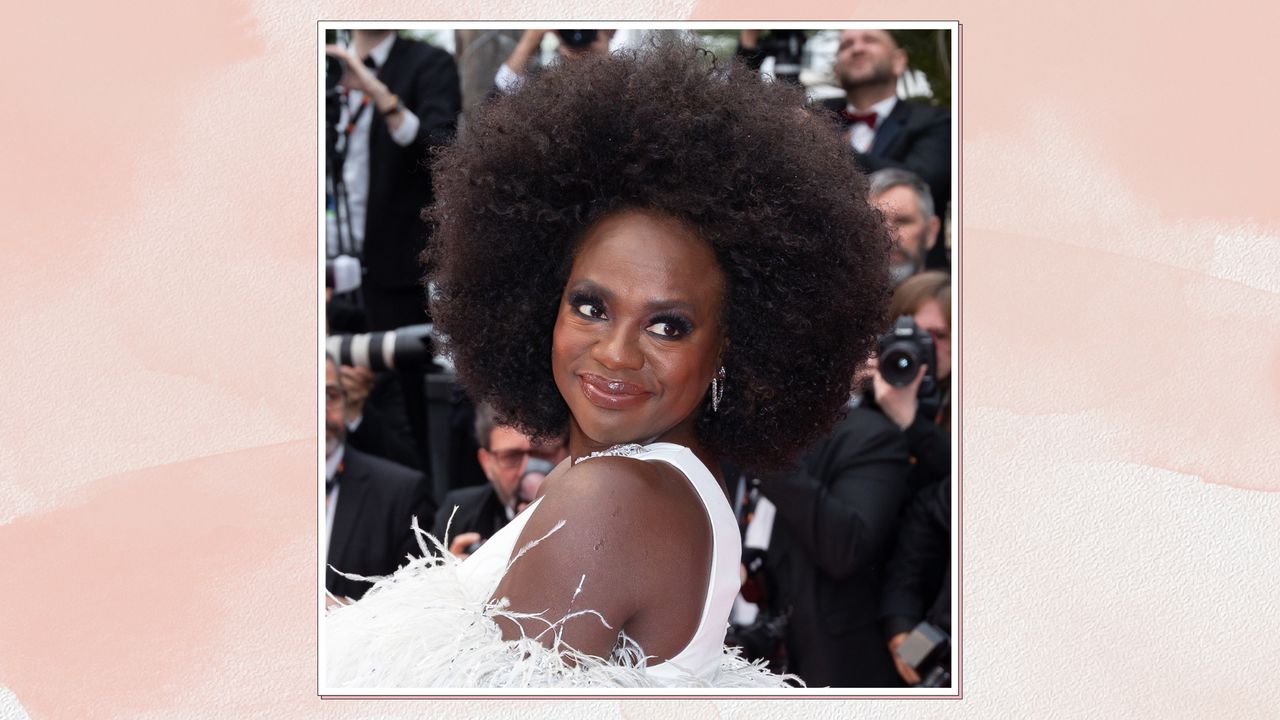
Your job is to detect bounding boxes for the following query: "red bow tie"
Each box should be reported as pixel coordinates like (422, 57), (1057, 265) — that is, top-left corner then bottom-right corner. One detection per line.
(841, 110), (878, 129)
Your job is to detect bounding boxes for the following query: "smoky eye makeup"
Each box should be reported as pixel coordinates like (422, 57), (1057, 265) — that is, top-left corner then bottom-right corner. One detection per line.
(647, 313), (694, 339)
(565, 283), (697, 338)
(567, 290), (606, 319)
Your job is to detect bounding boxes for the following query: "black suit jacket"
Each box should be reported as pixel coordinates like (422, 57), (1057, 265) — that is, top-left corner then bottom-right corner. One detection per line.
(431, 483), (510, 548)
(755, 407), (913, 687)
(326, 446), (435, 600)
(824, 96), (951, 267)
(363, 37), (460, 293)
(881, 476), (951, 639)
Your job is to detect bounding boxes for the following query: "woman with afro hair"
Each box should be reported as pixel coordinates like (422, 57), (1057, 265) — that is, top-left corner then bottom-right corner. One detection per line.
(325, 36), (892, 689)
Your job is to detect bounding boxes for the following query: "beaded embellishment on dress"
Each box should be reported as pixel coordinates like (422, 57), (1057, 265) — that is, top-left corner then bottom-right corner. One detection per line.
(574, 443), (647, 464)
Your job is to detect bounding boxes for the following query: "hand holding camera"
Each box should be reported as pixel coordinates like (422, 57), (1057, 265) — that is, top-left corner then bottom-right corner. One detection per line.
(873, 315), (939, 430)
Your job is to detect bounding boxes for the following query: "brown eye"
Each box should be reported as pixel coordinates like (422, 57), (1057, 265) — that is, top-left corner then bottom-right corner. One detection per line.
(575, 302), (605, 319)
(646, 316), (692, 339)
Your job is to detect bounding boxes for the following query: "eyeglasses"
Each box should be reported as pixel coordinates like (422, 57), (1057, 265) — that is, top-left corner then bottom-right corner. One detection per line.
(488, 446), (565, 470)
(325, 386), (343, 407)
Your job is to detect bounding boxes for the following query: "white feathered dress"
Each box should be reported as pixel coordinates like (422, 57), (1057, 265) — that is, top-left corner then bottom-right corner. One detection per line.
(323, 442), (796, 689)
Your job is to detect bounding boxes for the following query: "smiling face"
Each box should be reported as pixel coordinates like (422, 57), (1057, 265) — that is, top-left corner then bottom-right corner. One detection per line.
(552, 209), (726, 455)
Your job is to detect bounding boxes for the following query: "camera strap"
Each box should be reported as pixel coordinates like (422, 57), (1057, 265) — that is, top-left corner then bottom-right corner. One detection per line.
(338, 92), (372, 146)
(933, 386), (951, 426)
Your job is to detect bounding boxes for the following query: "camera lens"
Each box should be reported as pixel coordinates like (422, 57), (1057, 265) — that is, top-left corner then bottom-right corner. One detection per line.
(558, 30), (598, 49)
(880, 345), (919, 387)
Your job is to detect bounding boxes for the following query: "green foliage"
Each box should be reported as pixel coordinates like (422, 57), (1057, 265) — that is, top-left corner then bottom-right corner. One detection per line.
(890, 29), (951, 108)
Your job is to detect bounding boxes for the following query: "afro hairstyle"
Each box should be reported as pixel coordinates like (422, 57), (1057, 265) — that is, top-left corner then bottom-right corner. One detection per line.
(424, 38), (892, 470)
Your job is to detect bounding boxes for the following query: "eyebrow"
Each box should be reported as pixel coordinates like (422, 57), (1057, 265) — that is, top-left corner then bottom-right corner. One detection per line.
(569, 279), (697, 315)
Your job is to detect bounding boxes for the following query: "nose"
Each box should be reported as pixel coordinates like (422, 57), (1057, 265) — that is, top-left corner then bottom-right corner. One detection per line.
(591, 322), (644, 371)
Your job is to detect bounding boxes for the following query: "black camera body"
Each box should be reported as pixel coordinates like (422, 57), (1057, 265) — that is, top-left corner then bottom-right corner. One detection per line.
(877, 315), (938, 397)
(756, 29), (807, 83)
(325, 55), (346, 93)
(557, 30), (598, 50)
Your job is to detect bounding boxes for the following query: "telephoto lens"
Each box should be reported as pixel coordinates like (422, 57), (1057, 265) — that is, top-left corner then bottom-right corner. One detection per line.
(327, 324), (436, 372)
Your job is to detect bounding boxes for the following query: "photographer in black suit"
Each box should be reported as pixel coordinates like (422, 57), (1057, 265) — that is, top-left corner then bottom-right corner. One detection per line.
(746, 405), (914, 687)
(868, 271), (952, 495)
(325, 356), (435, 602)
(881, 475), (951, 686)
(325, 30), (461, 473)
(324, 30), (460, 330)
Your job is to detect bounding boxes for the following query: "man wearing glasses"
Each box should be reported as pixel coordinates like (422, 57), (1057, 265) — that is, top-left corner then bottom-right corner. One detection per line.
(432, 402), (569, 558)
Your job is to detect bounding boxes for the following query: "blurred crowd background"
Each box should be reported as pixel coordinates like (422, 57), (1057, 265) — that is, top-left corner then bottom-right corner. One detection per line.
(323, 27), (953, 689)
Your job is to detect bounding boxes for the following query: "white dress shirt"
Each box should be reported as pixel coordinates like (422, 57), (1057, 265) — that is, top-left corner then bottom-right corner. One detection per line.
(324, 444), (345, 556)
(847, 95), (898, 154)
(326, 33), (422, 257)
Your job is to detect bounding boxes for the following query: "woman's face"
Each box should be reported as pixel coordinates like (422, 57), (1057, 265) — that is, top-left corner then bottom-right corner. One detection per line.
(552, 209), (726, 453)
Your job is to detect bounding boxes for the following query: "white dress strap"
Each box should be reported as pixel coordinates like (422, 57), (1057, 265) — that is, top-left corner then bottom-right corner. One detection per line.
(620, 443), (740, 680)
(465, 442), (740, 681)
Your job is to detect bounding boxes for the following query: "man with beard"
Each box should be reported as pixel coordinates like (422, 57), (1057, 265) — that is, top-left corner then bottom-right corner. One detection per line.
(868, 168), (941, 285)
(325, 356), (434, 602)
(824, 29), (950, 270)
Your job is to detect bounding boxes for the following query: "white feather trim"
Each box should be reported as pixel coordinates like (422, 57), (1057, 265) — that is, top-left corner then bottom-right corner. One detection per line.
(324, 518), (798, 689)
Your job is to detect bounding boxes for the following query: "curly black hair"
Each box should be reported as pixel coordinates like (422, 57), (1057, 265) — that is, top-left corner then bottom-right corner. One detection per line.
(425, 39), (891, 470)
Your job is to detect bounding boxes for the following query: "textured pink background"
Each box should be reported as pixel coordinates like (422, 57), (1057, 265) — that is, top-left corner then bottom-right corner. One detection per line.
(3, 1), (1278, 718)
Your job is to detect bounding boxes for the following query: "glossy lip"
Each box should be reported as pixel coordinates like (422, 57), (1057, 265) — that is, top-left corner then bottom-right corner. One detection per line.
(578, 373), (652, 411)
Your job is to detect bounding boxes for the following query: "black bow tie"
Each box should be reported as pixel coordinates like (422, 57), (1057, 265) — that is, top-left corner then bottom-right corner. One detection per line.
(363, 55), (378, 72)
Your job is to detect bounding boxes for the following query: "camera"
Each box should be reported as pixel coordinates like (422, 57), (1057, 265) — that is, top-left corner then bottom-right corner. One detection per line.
(515, 457), (555, 512)
(894, 620), (951, 688)
(327, 324), (438, 372)
(326, 54), (346, 93)
(877, 315), (938, 397)
(557, 30), (598, 50)
(726, 606), (790, 668)
(756, 29), (807, 84)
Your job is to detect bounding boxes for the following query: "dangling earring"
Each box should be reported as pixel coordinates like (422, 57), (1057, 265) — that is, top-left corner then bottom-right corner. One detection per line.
(710, 365), (726, 413)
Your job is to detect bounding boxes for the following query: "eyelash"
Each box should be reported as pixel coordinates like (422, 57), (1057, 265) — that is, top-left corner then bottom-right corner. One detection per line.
(567, 292), (693, 339)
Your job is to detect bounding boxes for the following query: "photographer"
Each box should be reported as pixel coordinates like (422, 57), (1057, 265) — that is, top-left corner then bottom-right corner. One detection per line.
(324, 30), (460, 330)
(325, 30), (460, 474)
(431, 402), (568, 559)
(743, 402), (914, 687)
(492, 29), (615, 94)
(325, 299), (422, 472)
(869, 270), (951, 492)
(881, 475), (951, 687)
(325, 356), (434, 602)
(735, 29), (808, 85)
